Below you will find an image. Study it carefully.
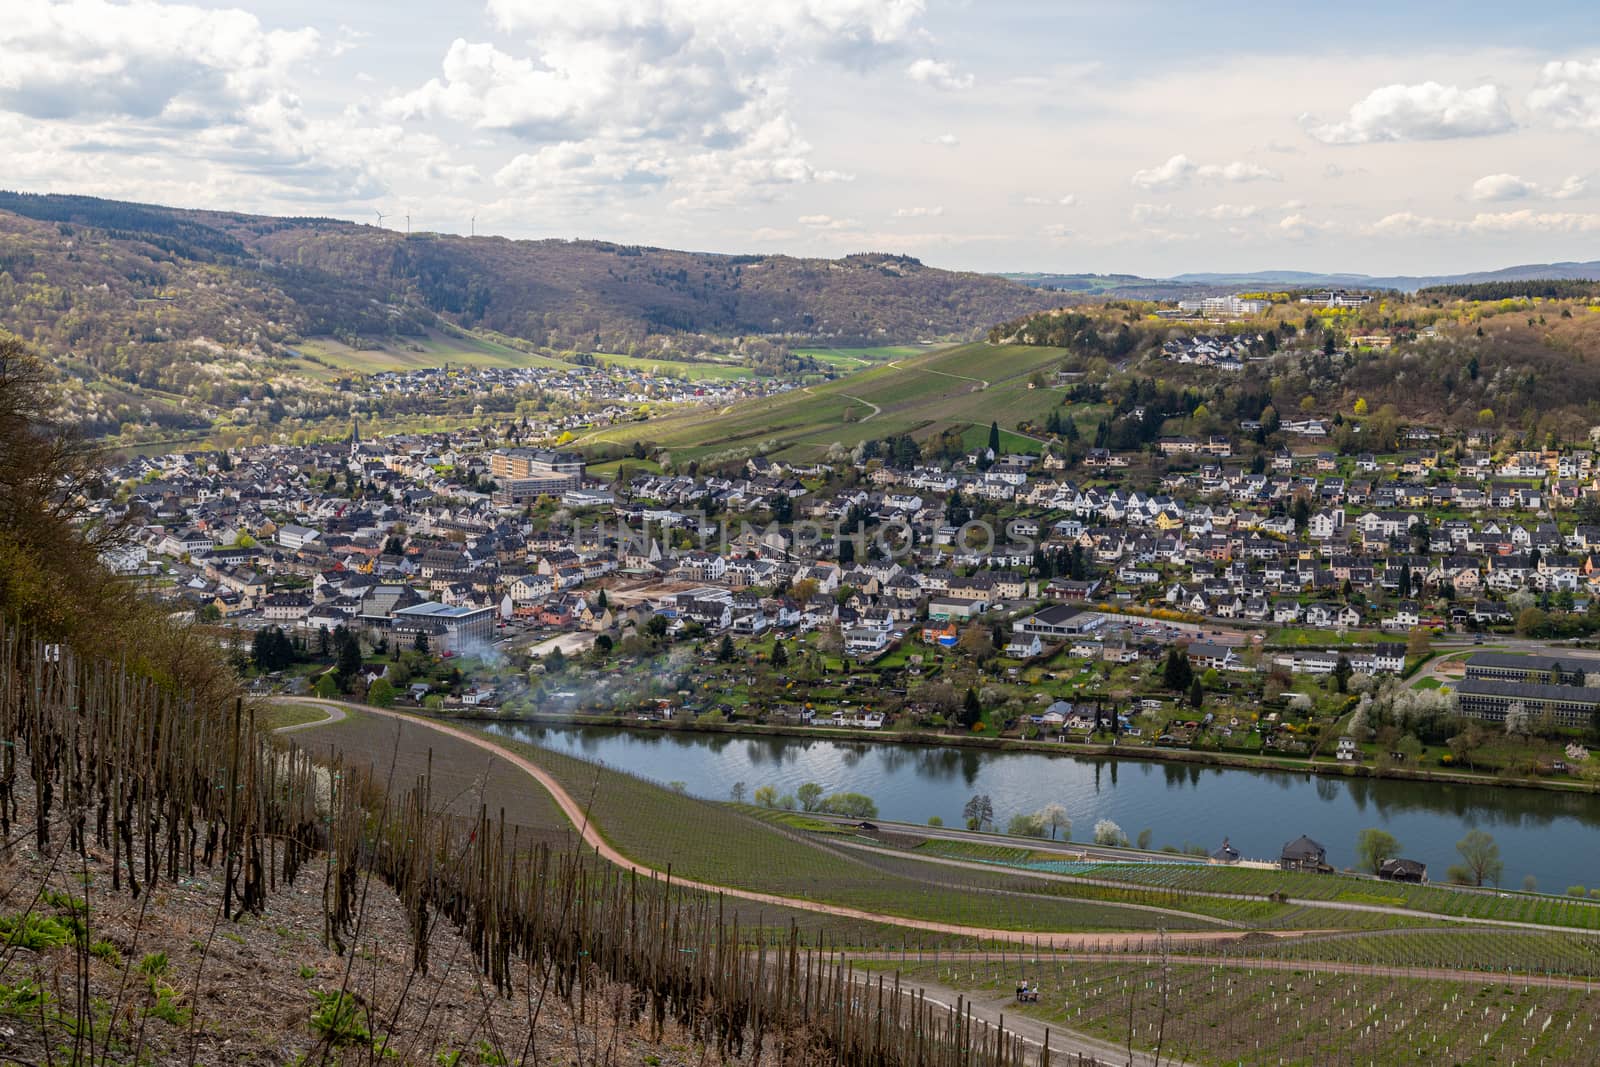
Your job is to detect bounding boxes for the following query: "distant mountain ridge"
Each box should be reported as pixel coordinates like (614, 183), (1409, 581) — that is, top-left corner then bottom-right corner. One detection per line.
(0, 190), (1059, 353)
(1004, 261), (1600, 296)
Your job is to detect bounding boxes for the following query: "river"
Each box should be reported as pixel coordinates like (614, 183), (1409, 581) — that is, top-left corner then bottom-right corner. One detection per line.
(481, 723), (1600, 891)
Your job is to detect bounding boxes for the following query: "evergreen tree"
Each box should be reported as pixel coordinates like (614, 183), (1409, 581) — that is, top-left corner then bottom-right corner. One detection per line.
(1162, 647), (1194, 691)
(334, 627), (363, 691)
(771, 640), (788, 668)
(413, 629), (430, 654)
(958, 687), (983, 729)
(987, 421), (1001, 454)
(1188, 677), (1204, 709)
(718, 634), (736, 662)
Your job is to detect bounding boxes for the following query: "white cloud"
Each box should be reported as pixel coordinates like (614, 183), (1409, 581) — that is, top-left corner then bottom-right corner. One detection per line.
(0, 0), (318, 122)
(798, 214), (857, 230)
(1044, 223), (1073, 239)
(1022, 194), (1077, 207)
(390, 0), (927, 211)
(1529, 58), (1600, 130)
(1130, 154), (1278, 190)
(1554, 175), (1590, 200)
(1471, 173), (1540, 201)
(0, 0), (451, 207)
(1365, 209), (1600, 237)
(1279, 213), (1334, 239)
(927, 132), (959, 146)
(1129, 203), (1175, 223)
(1470, 172), (1590, 202)
(1200, 203), (1259, 221)
(906, 58), (973, 91)
(1304, 81), (1514, 144)
(892, 205), (944, 218)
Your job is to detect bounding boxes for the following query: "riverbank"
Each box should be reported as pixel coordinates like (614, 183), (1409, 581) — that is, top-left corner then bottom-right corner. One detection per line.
(421, 708), (1600, 798)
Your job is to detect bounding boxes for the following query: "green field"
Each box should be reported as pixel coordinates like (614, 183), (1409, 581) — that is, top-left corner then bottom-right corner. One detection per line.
(793, 344), (937, 368)
(591, 352), (754, 380)
(579, 341), (1073, 461)
(287, 328), (569, 378)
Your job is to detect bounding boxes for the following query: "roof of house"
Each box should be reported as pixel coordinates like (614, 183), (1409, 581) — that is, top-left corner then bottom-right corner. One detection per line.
(1281, 835), (1326, 860)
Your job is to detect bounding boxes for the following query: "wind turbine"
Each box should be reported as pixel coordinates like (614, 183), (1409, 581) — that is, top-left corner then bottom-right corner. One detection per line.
(405, 214), (411, 236)
(374, 210), (387, 229)
(470, 214), (475, 238)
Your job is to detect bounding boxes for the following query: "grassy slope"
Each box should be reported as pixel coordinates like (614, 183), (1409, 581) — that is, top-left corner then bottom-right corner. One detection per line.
(582, 341), (1071, 460)
(288, 328), (570, 378)
(592, 352), (754, 380)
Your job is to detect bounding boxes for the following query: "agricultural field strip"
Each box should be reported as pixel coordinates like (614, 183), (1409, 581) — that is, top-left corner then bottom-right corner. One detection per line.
(1187, 927), (1600, 977)
(1080, 861), (1600, 931)
(283, 699), (1261, 944)
(843, 950), (1600, 993)
(830, 838), (1448, 931)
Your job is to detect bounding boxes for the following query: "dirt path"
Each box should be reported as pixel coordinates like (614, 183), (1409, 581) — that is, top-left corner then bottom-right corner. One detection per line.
(839, 393), (881, 421)
(276, 698), (1288, 951)
(886, 359), (989, 390)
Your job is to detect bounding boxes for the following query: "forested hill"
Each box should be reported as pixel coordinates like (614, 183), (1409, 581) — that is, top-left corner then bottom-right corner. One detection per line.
(0, 191), (1057, 354)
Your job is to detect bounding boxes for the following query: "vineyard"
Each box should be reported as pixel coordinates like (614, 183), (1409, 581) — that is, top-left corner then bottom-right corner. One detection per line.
(886, 957), (1600, 1065)
(1180, 927), (1600, 979)
(0, 627), (1106, 1066)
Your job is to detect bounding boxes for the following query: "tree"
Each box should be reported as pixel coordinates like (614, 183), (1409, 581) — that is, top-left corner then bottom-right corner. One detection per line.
(313, 672), (340, 699)
(1093, 819), (1128, 847)
(796, 782), (825, 812)
(1448, 720), (1485, 771)
(1406, 627), (1430, 657)
(1503, 701), (1530, 737)
(957, 623), (995, 661)
(1008, 812), (1047, 838)
(963, 794), (994, 831)
(1450, 829), (1503, 887)
(753, 785), (778, 808)
(1355, 828), (1401, 875)
(987, 421), (1001, 454)
(545, 646), (567, 673)
(770, 641), (788, 668)
(717, 634), (736, 662)
(1333, 655), (1353, 694)
(367, 677), (396, 708)
(1187, 677), (1204, 709)
(819, 792), (878, 819)
(413, 629), (430, 654)
(335, 628), (363, 691)
(1038, 803), (1071, 841)
(729, 781), (747, 804)
(1353, 397), (1369, 416)
(1162, 647), (1194, 691)
(1136, 828), (1153, 851)
(958, 688), (983, 730)
(1515, 607), (1547, 637)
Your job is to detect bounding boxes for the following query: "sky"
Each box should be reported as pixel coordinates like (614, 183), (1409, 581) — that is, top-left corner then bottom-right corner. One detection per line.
(4, 0), (1600, 276)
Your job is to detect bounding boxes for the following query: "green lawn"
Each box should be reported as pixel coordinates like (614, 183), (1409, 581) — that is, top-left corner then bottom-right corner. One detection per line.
(257, 702), (331, 731)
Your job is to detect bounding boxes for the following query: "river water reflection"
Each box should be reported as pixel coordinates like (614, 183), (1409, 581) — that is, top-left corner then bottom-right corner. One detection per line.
(483, 723), (1600, 889)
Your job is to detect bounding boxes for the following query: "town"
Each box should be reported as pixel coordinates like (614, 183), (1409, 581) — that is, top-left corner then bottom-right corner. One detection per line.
(99, 387), (1600, 787)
